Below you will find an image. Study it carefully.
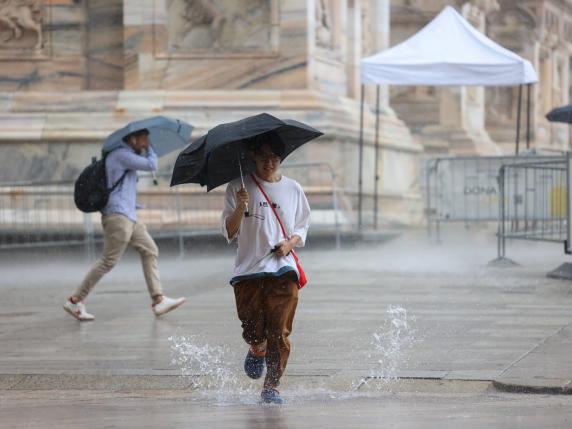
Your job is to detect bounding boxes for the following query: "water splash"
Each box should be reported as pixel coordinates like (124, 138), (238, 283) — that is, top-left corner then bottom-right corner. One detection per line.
(169, 305), (418, 403)
(354, 305), (417, 390)
(168, 332), (257, 403)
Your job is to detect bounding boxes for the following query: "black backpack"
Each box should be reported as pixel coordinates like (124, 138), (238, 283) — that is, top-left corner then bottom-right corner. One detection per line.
(74, 154), (127, 213)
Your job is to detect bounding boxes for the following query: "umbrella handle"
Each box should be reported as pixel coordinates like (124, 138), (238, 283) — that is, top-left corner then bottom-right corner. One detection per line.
(152, 171), (158, 186)
(238, 155), (249, 217)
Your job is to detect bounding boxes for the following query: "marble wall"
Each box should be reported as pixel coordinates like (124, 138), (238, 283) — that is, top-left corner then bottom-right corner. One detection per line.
(0, 0), (425, 226)
(487, 0), (572, 152)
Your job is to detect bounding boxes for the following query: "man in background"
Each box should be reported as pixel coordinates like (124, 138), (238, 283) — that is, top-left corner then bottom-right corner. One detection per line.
(63, 129), (186, 321)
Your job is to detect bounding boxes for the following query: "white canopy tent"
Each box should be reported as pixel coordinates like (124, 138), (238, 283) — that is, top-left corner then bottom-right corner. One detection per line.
(357, 5), (538, 228)
(361, 6), (537, 87)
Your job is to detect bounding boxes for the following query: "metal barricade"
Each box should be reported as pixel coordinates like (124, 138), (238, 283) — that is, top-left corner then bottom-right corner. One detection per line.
(493, 159), (568, 264)
(425, 155), (563, 242)
(0, 180), (87, 249)
(0, 162), (343, 256)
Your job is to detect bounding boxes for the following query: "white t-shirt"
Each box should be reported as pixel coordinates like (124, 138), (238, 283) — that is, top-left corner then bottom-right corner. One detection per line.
(220, 174), (311, 284)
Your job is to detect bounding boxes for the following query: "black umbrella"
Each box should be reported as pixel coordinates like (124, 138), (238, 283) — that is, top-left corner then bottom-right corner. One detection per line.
(170, 113), (323, 191)
(546, 104), (572, 123)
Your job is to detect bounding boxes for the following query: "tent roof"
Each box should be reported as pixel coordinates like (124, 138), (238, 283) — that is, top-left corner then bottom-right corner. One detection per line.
(361, 6), (538, 86)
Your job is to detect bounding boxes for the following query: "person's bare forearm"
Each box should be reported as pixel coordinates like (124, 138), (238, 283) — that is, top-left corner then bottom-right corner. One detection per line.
(275, 235), (301, 257)
(226, 187), (249, 239)
(288, 235), (301, 247)
(226, 207), (245, 239)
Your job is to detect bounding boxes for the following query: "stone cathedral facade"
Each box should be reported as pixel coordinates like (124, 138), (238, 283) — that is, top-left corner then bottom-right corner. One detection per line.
(0, 0), (570, 225)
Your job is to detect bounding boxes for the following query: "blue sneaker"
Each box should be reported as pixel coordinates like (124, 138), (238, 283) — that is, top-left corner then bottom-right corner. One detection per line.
(261, 388), (284, 404)
(244, 349), (265, 379)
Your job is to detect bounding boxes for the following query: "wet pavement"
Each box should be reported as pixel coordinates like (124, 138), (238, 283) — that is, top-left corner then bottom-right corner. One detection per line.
(1, 226), (572, 427)
(3, 387), (572, 429)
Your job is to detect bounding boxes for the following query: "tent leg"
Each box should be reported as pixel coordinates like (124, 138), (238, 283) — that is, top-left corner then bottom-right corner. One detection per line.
(358, 84), (365, 230)
(374, 85), (381, 230)
(515, 84), (523, 155)
(526, 83), (532, 150)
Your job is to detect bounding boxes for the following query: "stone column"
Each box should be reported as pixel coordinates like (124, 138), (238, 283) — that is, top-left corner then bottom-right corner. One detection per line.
(346, 0), (361, 99)
(370, 0), (390, 110)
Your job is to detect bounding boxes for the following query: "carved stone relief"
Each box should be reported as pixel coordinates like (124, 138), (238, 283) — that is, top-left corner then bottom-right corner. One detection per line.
(164, 0), (274, 55)
(0, 0), (42, 51)
(315, 0), (334, 50)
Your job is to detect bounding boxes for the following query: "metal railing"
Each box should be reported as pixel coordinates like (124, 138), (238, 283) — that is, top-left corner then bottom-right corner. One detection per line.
(493, 159), (568, 263)
(424, 154), (563, 242)
(0, 162), (344, 257)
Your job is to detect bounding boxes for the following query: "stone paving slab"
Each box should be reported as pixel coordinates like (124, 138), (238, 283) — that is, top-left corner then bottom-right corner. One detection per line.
(493, 323), (572, 394)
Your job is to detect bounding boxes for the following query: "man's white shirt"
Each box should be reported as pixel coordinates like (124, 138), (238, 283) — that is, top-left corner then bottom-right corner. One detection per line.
(220, 174), (311, 283)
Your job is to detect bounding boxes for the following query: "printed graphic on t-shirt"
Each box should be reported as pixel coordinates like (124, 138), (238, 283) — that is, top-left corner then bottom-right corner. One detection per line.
(259, 201), (281, 209)
(245, 211), (265, 220)
(244, 199), (282, 221)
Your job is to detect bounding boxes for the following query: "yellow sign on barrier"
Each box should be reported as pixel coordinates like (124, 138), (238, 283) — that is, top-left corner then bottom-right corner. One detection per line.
(551, 186), (568, 218)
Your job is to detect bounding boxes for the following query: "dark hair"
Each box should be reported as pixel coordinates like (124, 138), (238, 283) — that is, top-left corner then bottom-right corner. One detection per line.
(122, 128), (149, 143)
(251, 138), (285, 160)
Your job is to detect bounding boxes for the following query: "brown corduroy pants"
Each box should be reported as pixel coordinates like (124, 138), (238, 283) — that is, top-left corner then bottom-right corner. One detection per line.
(233, 274), (299, 389)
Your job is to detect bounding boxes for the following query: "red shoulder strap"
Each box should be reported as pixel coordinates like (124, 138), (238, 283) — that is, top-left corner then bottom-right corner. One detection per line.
(251, 174), (301, 265)
(251, 174), (288, 238)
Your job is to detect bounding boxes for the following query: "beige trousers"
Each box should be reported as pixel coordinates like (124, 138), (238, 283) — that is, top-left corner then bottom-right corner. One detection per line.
(75, 213), (163, 300)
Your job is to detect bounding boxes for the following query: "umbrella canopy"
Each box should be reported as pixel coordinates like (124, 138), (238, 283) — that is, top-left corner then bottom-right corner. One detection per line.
(546, 104), (572, 124)
(103, 116), (194, 157)
(170, 113), (323, 191)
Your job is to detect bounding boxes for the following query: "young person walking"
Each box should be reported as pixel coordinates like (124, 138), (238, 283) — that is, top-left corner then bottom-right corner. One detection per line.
(63, 129), (186, 321)
(221, 140), (310, 404)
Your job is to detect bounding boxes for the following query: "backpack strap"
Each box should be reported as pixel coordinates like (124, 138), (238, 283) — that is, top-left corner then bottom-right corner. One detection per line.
(102, 151), (129, 192)
(109, 170), (128, 192)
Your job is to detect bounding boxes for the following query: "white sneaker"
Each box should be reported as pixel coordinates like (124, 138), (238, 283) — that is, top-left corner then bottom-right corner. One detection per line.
(152, 296), (186, 316)
(63, 299), (95, 321)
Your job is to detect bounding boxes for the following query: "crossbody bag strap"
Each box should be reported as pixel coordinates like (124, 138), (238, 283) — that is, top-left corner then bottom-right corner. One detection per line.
(250, 173), (300, 261)
(250, 174), (288, 239)
(251, 174), (304, 286)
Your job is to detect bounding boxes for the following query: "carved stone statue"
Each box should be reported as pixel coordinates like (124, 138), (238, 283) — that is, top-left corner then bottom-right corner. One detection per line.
(166, 0), (272, 53)
(0, 0), (42, 50)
